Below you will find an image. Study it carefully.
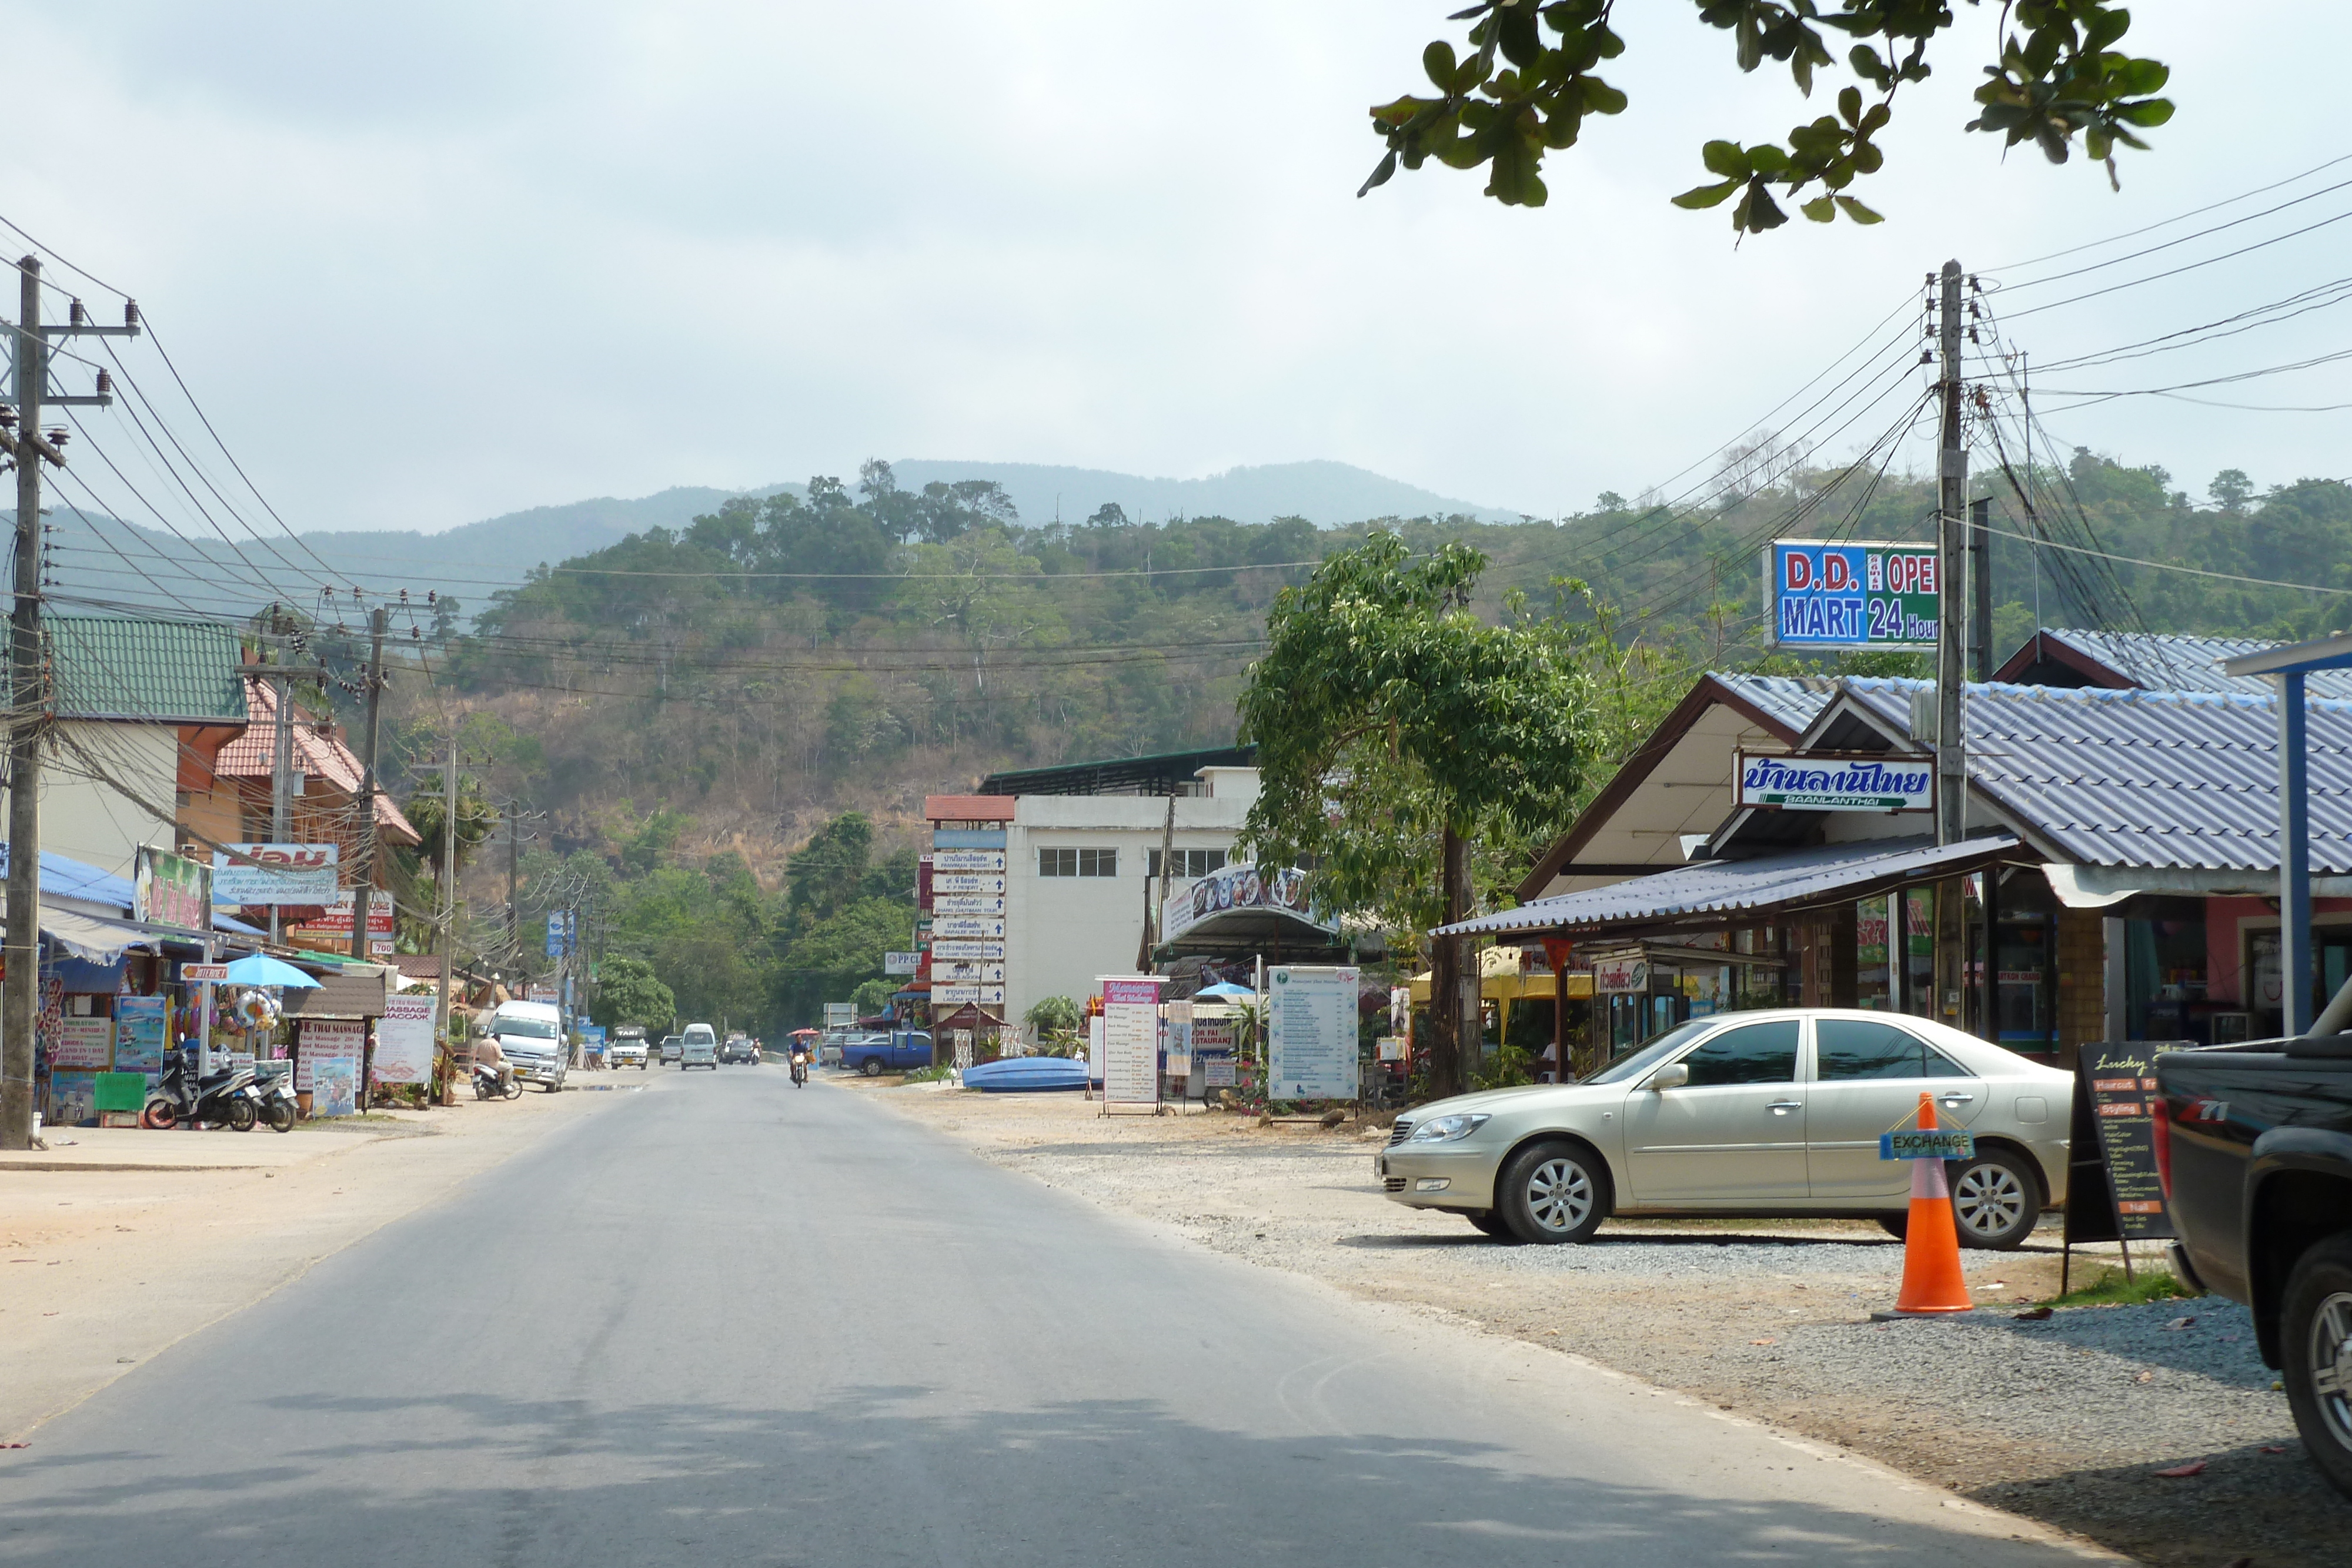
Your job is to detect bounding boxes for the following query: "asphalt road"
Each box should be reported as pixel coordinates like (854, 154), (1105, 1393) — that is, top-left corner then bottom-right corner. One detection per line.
(0, 1069), (2112, 1566)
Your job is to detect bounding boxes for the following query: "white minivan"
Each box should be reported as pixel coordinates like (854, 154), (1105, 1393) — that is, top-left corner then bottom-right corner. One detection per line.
(679, 1022), (719, 1071)
(488, 1001), (568, 1092)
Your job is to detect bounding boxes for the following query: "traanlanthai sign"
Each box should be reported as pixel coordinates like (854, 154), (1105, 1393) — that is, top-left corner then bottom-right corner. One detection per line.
(1736, 750), (1933, 814)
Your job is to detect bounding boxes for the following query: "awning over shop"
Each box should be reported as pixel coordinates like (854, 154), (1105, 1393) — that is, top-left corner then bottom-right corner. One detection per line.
(1435, 833), (2025, 940)
(24, 902), (153, 964)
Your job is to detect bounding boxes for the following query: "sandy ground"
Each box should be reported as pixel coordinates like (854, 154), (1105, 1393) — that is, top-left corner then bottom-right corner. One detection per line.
(0, 1081), (641, 1440)
(858, 1079), (2339, 1568)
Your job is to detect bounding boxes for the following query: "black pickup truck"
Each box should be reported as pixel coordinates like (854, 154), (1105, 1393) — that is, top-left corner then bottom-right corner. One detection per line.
(2156, 1037), (2352, 1496)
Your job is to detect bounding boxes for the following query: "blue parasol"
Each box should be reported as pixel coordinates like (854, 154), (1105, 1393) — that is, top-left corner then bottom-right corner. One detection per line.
(221, 952), (322, 989)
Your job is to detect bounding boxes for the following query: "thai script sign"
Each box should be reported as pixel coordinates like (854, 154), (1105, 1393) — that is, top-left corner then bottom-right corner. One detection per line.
(135, 847), (211, 931)
(933, 873), (1005, 895)
(1161, 864), (1328, 944)
(931, 894), (1005, 915)
(1766, 540), (1940, 649)
(930, 939), (1004, 961)
(1593, 955), (1650, 996)
(930, 961), (1003, 982)
(933, 917), (1004, 938)
(932, 850), (1005, 872)
(931, 984), (1005, 1005)
(1736, 750), (1933, 813)
(211, 842), (339, 906)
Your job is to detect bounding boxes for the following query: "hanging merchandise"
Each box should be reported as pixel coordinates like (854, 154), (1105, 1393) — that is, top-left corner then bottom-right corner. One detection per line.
(236, 989), (282, 1032)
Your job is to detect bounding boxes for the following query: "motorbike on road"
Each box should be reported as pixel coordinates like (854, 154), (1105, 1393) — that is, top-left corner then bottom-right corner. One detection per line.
(473, 1059), (523, 1101)
(789, 1052), (809, 1088)
(142, 1051), (259, 1131)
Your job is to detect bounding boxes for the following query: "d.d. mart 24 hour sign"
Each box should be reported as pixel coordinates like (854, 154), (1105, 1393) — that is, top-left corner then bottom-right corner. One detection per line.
(1765, 540), (1941, 649)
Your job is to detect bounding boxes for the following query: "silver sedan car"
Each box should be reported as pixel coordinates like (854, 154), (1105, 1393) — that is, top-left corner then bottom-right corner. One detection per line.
(1377, 1008), (2073, 1248)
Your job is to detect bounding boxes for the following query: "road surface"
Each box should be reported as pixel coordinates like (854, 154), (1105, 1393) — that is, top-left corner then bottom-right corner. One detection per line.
(0, 1070), (2111, 1565)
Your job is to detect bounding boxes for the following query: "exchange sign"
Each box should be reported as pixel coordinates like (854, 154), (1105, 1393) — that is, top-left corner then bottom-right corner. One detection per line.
(1766, 540), (1940, 650)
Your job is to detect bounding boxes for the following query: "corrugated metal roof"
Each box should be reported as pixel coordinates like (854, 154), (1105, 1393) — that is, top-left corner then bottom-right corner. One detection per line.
(47, 616), (248, 724)
(1839, 678), (2352, 875)
(1440, 834), (2020, 937)
(2040, 628), (2352, 699)
(1712, 672), (1839, 733)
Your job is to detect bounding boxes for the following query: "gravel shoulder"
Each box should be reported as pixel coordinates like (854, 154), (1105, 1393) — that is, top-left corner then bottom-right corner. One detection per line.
(0, 1080), (643, 1439)
(857, 1079), (2337, 1568)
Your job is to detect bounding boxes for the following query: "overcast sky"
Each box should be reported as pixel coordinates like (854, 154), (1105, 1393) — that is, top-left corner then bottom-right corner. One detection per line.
(3, 1), (2344, 534)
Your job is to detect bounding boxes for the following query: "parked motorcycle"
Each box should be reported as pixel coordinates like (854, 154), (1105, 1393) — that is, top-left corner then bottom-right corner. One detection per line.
(142, 1051), (258, 1131)
(473, 1059), (523, 1101)
(251, 1069), (298, 1132)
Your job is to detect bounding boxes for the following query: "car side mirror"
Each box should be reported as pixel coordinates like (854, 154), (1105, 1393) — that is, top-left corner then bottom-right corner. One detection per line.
(1648, 1062), (1689, 1091)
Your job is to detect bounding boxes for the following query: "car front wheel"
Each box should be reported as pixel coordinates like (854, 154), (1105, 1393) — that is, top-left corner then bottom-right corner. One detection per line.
(1950, 1149), (2040, 1250)
(1496, 1140), (1610, 1245)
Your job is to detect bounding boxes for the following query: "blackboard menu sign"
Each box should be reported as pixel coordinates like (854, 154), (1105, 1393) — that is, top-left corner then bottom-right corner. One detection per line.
(2064, 1042), (2180, 1248)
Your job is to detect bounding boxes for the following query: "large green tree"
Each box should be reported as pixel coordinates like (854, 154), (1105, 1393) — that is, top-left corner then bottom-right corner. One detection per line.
(594, 955), (677, 1034)
(1237, 534), (1596, 1097)
(1363, 1), (2173, 236)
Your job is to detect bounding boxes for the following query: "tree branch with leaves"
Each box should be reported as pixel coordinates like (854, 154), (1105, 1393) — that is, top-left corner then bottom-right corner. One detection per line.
(1362, 0), (2172, 237)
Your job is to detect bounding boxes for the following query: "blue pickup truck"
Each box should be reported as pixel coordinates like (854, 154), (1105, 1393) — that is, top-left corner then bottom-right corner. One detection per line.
(841, 1030), (933, 1077)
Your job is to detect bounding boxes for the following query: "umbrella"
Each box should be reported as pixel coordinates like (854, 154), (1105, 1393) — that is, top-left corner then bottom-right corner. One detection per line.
(222, 952), (322, 989)
(1195, 981), (1256, 999)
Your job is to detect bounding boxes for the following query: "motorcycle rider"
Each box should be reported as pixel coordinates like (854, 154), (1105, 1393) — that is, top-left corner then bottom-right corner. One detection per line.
(473, 1030), (512, 1095)
(789, 1042), (810, 1085)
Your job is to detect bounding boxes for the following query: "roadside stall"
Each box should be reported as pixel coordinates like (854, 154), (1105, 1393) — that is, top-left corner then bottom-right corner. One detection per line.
(279, 955), (390, 1117)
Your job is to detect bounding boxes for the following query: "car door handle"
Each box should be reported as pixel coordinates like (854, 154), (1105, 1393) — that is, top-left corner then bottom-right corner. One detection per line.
(1937, 1092), (1976, 1105)
(1766, 1100), (1802, 1114)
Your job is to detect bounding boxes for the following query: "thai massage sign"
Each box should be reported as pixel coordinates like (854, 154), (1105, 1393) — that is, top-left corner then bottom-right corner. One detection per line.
(1766, 540), (1940, 649)
(1736, 751), (1933, 814)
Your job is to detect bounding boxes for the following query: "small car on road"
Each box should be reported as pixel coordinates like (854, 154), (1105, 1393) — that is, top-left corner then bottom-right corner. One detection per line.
(660, 1034), (684, 1066)
(609, 1028), (649, 1069)
(679, 1023), (719, 1071)
(1378, 1008), (2072, 1249)
(718, 1034), (760, 1065)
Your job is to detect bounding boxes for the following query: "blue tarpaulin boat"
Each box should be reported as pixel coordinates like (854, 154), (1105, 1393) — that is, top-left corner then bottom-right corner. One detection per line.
(961, 1057), (1090, 1094)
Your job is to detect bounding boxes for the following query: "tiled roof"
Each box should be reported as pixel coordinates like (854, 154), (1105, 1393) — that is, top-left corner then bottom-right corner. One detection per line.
(1840, 678), (2352, 875)
(47, 616), (249, 724)
(216, 676), (419, 843)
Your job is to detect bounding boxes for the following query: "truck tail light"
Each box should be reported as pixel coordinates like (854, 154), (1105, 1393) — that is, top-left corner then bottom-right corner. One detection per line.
(2151, 1093), (2175, 1202)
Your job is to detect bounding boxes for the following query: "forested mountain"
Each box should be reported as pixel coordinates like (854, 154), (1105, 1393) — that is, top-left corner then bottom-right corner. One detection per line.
(389, 447), (2350, 1037)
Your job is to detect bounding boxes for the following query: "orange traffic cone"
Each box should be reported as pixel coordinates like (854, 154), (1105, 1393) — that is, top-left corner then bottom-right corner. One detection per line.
(1893, 1091), (1973, 1315)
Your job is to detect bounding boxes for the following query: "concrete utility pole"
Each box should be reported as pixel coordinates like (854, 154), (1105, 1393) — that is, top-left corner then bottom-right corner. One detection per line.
(436, 745), (459, 1091)
(1, 260), (133, 1150)
(1935, 260), (1967, 850)
(349, 608), (387, 961)
(1970, 497), (1993, 683)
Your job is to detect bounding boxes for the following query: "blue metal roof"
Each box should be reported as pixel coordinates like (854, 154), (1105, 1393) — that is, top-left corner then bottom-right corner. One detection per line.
(1838, 680), (2352, 875)
(1440, 834), (2021, 937)
(1712, 672), (1839, 733)
(2036, 628), (2352, 700)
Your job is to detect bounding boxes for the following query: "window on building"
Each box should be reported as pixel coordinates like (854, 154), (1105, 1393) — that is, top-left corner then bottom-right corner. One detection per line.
(1148, 848), (1227, 879)
(1039, 848), (1119, 878)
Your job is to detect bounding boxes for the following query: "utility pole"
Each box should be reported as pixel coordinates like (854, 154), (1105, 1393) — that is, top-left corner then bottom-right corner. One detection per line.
(1970, 497), (1993, 682)
(349, 607), (387, 961)
(435, 745), (459, 1100)
(1935, 260), (1967, 850)
(507, 815), (520, 962)
(2, 260), (133, 1151)
(267, 607), (296, 948)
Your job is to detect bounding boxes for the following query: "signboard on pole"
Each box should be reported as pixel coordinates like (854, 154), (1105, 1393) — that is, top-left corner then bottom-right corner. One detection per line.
(135, 847), (211, 932)
(1735, 750), (1935, 814)
(932, 873), (1006, 895)
(1593, 955), (1650, 997)
(931, 895), (1005, 915)
(933, 850), (1006, 872)
(1266, 965), (1359, 1101)
(1765, 540), (1942, 650)
(285, 895), (393, 955)
(211, 842), (339, 905)
(930, 939), (1004, 961)
(1098, 976), (1164, 1109)
(883, 951), (923, 975)
(824, 1002), (856, 1031)
(933, 917), (1004, 938)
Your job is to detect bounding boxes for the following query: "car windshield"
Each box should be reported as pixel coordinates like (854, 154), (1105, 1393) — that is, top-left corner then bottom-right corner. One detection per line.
(497, 1017), (558, 1039)
(1581, 1019), (1718, 1085)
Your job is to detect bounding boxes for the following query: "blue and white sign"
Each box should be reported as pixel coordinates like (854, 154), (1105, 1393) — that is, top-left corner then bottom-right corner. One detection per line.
(1879, 1129), (1976, 1161)
(1736, 751), (1933, 814)
(544, 911), (573, 957)
(1766, 540), (1941, 649)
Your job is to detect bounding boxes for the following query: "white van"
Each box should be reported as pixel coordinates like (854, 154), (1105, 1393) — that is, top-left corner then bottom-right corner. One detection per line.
(489, 1001), (568, 1091)
(679, 1022), (718, 1071)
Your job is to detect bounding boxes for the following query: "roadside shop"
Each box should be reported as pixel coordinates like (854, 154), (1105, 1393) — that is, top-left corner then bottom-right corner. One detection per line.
(1445, 676), (2351, 1071)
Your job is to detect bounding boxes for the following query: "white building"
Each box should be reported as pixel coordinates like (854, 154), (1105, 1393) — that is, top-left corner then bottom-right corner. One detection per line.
(922, 748), (1261, 1028)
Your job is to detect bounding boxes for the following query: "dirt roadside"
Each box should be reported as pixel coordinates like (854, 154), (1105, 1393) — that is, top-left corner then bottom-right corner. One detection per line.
(0, 1081), (642, 1440)
(858, 1080), (2336, 1568)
